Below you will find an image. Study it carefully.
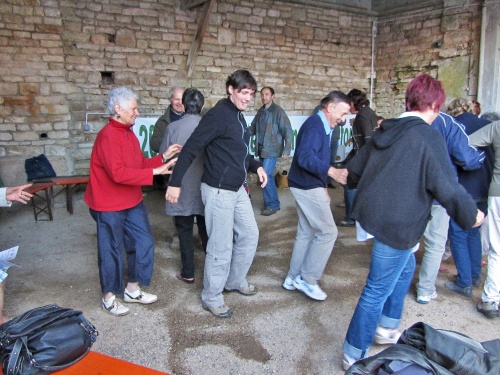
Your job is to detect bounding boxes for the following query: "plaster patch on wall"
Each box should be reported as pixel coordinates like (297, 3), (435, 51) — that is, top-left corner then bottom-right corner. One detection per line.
(438, 56), (469, 99)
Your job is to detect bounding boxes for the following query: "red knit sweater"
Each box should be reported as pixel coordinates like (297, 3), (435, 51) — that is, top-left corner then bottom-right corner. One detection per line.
(84, 118), (163, 212)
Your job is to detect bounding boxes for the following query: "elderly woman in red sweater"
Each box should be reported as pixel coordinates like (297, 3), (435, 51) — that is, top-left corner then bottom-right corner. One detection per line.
(85, 87), (180, 317)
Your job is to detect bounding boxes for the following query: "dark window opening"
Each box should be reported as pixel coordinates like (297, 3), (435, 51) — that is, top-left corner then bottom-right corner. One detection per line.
(101, 71), (114, 85)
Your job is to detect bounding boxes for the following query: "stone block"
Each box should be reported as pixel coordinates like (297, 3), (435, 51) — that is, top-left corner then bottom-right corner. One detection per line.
(0, 83), (19, 96)
(127, 55), (153, 68)
(133, 16), (159, 27)
(236, 30), (247, 42)
(40, 104), (69, 115)
(13, 131), (38, 142)
(0, 133), (13, 141)
(218, 28), (235, 45)
(47, 130), (70, 140)
(116, 28), (137, 47)
(45, 144), (67, 156)
(91, 34), (110, 45)
(299, 26), (314, 40)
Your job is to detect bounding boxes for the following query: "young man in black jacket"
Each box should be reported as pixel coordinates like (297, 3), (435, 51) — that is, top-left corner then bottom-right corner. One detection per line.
(166, 70), (267, 318)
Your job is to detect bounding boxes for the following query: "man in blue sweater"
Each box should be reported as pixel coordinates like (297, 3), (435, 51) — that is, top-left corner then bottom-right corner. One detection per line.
(416, 111), (484, 304)
(282, 90), (350, 301)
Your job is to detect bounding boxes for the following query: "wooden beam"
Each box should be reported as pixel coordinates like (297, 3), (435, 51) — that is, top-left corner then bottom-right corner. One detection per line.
(186, 0), (216, 77)
(184, 0), (209, 10)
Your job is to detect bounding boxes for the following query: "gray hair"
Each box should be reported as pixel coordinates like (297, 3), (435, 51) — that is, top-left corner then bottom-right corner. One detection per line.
(481, 112), (500, 122)
(446, 98), (474, 117)
(107, 87), (139, 116)
(168, 86), (185, 101)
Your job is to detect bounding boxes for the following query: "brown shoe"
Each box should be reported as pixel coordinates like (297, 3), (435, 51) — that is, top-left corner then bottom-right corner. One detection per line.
(224, 284), (258, 296)
(261, 208), (277, 216)
(202, 303), (233, 318)
(176, 273), (195, 284)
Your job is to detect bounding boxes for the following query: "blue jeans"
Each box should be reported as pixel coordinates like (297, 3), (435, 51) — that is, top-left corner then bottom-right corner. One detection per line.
(449, 219), (482, 288)
(89, 202), (154, 296)
(343, 185), (356, 222)
(343, 239), (416, 359)
(261, 157), (280, 210)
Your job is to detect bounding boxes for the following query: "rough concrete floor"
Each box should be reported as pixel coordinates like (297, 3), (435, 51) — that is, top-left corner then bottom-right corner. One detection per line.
(0, 183), (497, 375)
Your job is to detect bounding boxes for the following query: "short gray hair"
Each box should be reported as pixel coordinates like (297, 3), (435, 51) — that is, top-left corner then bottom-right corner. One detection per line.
(107, 87), (139, 116)
(481, 112), (500, 122)
(169, 86), (185, 101)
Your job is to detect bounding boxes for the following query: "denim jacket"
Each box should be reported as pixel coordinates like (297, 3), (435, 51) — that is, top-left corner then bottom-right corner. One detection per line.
(249, 102), (293, 158)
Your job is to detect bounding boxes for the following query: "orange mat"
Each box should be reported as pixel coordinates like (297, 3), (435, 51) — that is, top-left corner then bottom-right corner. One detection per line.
(1, 351), (169, 375)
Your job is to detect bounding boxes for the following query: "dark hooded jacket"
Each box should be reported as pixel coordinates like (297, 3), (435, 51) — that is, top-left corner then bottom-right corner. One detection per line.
(347, 115), (477, 250)
(169, 98), (261, 192)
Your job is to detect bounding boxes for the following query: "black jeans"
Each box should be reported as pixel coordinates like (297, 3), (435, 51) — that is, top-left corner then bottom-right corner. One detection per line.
(174, 215), (208, 278)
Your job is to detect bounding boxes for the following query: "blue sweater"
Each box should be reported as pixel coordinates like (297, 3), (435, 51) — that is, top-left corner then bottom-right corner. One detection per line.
(288, 113), (331, 189)
(455, 112), (493, 210)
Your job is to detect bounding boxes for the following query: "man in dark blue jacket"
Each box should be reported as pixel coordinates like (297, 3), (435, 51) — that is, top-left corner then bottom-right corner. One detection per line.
(444, 98), (493, 296)
(416, 111), (484, 304)
(282, 90), (350, 301)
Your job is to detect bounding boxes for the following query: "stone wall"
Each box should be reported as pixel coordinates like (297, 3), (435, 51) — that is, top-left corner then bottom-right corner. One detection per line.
(0, 0), (375, 184)
(0, 0), (482, 185)
(374, 2), (483, 118)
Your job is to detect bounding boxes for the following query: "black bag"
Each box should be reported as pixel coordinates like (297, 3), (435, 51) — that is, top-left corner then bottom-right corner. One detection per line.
(345, 322), (500, 375)
(0, 305), (98, 375)
(24, 155), (56, 181)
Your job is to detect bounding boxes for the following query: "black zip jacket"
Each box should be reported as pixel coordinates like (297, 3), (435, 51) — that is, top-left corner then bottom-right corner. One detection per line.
(169, 98), (261, 192)
(347, 116), (477, 249)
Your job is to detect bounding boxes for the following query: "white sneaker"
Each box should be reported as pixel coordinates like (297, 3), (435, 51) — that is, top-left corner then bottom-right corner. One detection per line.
(374, 325), (401, 345)
(102, 295), (130, 316)
(123, 287), (158, 304)
(416, 290), (438, 304)
(342, 353), (357, 371)
(292, 275), (327, 301)
(282, 276), (296, 290)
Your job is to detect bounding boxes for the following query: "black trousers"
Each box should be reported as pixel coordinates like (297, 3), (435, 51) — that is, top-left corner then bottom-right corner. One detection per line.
(174, 215), (208, 278)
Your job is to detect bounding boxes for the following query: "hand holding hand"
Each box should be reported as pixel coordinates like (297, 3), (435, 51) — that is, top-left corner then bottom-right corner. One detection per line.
(165, 186), (181, 204)
(153, 158), (177, 175)
(472, 209), (485, 228)
(328, 167), (348, 185)
(257, 166), (268, 188)
(163, 144), (182, 161)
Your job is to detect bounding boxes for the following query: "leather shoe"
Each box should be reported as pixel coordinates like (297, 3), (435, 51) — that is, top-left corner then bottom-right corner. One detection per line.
(338, 220), (355, 227)
(176, 273), (195, 284)
(261, 208), (278, 216)
(445, 281), (472, 297)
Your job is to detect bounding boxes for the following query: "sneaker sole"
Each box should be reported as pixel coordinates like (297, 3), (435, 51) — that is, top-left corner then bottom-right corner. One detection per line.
(101, 305), (130, 317)
(374, 334), (399, 345)
(342, 359), (352, 371)
(282, 283), (296, 291)
(477, 307), (500, 319)
(202, 304), (233, 318)
(416, 294), (437, 304)
(293, 280), (327, 301)
(224, 287), (258, 296)
(123, 295), (158, 304)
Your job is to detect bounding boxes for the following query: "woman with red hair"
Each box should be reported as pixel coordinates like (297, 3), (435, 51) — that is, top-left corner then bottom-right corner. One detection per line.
(341, 74), (484, 370)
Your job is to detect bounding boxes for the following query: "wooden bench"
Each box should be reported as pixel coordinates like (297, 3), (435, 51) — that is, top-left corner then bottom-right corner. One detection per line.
(0, 351), (169, 375)
(51, 176), (89, 215)
(26, 176), (90, 220)
(25, 182), (55, 221)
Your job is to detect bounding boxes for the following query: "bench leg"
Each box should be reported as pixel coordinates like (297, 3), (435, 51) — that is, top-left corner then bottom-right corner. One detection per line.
(31, 187), (54, 221)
